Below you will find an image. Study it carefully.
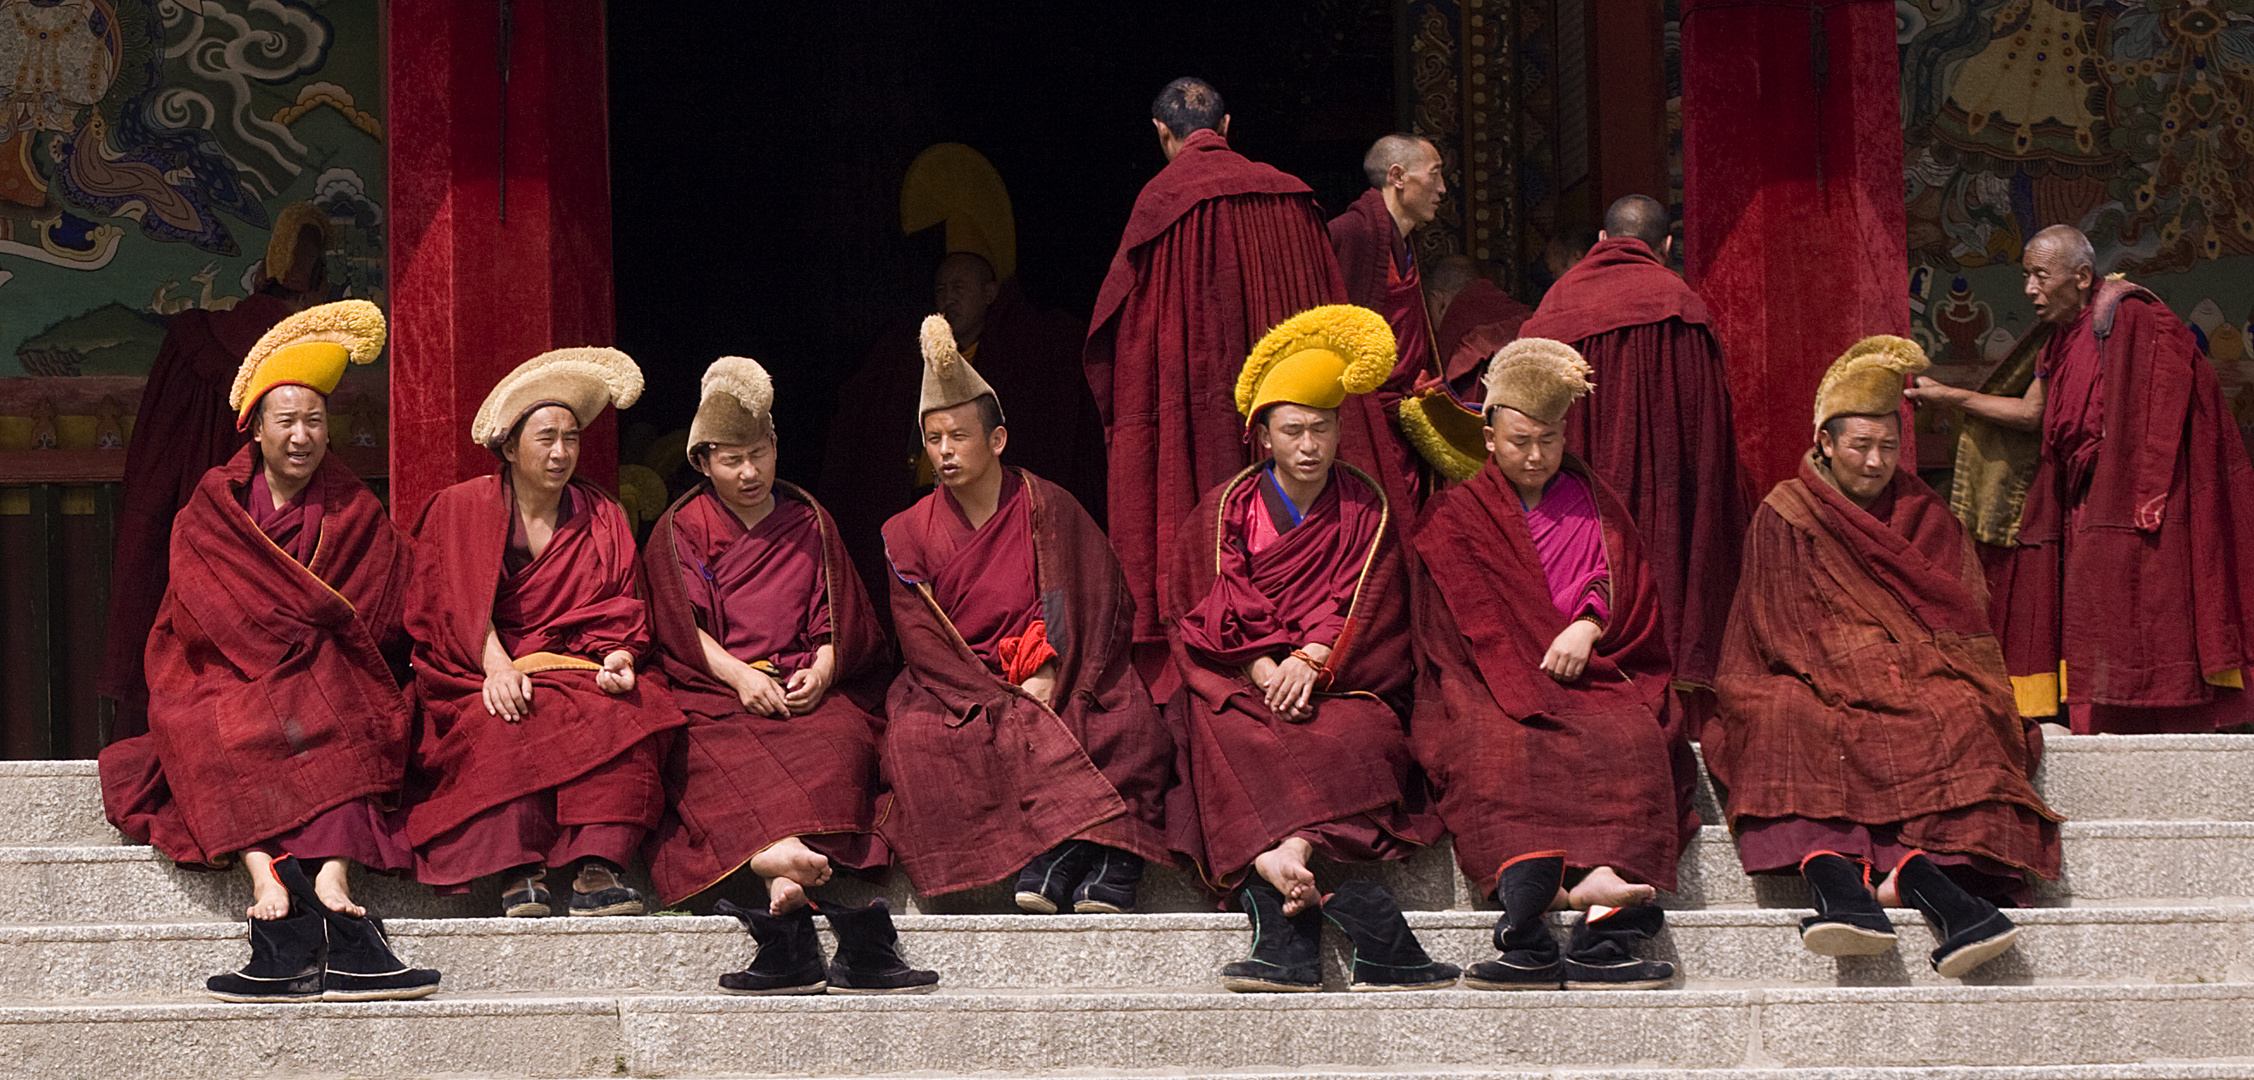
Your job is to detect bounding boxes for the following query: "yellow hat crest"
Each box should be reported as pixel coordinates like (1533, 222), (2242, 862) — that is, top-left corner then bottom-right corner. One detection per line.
(1237, 305), (1394, 429)
(1398, 387), (1489, 483)
(230, 299), (386, 429)
(264, 202), (336, 285)
(1813, 335), (1929, 435)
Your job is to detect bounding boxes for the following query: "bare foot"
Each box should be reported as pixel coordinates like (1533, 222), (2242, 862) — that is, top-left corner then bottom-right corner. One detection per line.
(313, 858), (366, 916)
(242, 852), (289, 920)
(1252, 837), (1319, 915)
(1875, 863), (1904, 907)
(1565, 865), (1656, 910)
(766, 874), (811, 915)
(747, 836), (833, 891)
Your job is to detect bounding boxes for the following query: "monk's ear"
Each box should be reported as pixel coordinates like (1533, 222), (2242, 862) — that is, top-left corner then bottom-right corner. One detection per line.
(1217, 114), (1230, 138)
(988, 424), (1008, 458)
(1481, 424), (1498, 456)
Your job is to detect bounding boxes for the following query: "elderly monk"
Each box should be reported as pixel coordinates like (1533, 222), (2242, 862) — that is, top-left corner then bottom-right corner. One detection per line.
(1331, 135), (1445, 393)
(1166, 306), (1453, 993)
(885, 316), (1174, 913)
(102, 203), (334, 741)
(1709, 336), (2059, 979)
(1407, 339), (1697, 991)
(647, 356), (935, 996)
(1427, 254), (1532, 401)
(1519, 195), (1746, 718)
(98, 300), (438, 1003)
(404, 349), (687, 918)
(1908, 225), (2254, 733)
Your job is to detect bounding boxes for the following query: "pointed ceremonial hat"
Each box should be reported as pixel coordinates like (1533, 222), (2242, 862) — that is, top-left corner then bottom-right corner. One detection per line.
(471, 347), (644, 448)
(1812, 334), (1929, 434)
(1237, 304), (1394, 429)
(230, 299), (386, 429)
(688, 355), (776, 457)
(1482, 337), (1592, 425)
(918, 314), (1002, 423)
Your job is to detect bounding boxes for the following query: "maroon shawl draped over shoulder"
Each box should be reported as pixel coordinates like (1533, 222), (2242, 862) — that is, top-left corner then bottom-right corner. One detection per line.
(880, 469), (1173, 894)
(402, 474), (686, 846)
(1330, 189), (1436, 394)
(1435, 279), (1533, 398)
(100, 442), (412, 866)
(642, 481), (892, 904)
(1707, 459), (2060, 878)
(1408, 458), (1697, 893)
(1164, 462), (1439, 886)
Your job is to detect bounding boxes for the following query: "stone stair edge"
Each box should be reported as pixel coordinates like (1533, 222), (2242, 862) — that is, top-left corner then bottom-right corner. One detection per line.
(566, 1069), (2254, 1080)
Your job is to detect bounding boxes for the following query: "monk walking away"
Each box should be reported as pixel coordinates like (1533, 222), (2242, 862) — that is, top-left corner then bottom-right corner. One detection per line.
(883, 317), (1175, 913)
(1424, 254), (1532, 400)
(403, 348), (688, 919)
(97, 300), (437, 1002)
(1406, 339), (1698, 991)
(1909, 224), (2254, 734)
(646, 355), (935, 995)
(1165, 306), (1453, 994)
(1709, 336), (2059, 979)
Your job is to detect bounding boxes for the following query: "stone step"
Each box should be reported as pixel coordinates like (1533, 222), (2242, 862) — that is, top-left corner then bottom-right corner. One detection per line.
(5, 984), (2252, 1078)
(694, 1071), (2254, 1080)
(7, 906), (2246, 1000)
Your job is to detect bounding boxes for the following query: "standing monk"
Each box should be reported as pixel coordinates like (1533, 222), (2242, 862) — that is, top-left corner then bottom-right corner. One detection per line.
(1166, 305), (1453, 993)
(1330, 135), (1444, 394)
(1518, 194), (1746, 718)
(1710, 336), (2058, 979)
(1408, 339), (1696, 991)
(404, 349), (687, 918)
(1426, 254), (1532, 401)
(1908, 225), (2254, 733)
(885, 317), (1174, 913)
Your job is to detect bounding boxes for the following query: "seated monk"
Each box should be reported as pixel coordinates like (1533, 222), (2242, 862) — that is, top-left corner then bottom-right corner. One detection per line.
(403, 348), (687, 918)
(1708, 336), (2061, 978)
(882, 316), (1175, 913)
(645, 355), (935, 995)
(1165, 305), (1453, 993)
(1406, 338), (1698, 991)
(99, 300), (438, 1002)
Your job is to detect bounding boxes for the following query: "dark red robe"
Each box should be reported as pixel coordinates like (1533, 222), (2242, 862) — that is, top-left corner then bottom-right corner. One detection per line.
(99, 443), (414, 869)
(643, 482), (893, 905)
(403, 474), (686, 887)
(1330, 189), (1436, 394)
(100, 292), (293, 740)
(879, 468), (1173, 895)
(1433, 278), (1534, 400)
(1408, 458), (1698, 894)
(1164, 462), (1440, 889)
(1706, 458), (2061, 888)
(1519, 237), (1747, 694)
(1085, 129), (1409, 643)
(1993, 280), (2254, 732)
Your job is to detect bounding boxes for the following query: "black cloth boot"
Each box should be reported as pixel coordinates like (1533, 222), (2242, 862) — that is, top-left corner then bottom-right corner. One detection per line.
(820, 898), (940, 994)
(206, 858), (326, 1002)
(1219, 880), (1322, 992)
(1563, 903), (1675, 990)
(1014, 840), (1094, 914)
(1894, 852), (2018, 978)
(713, 899), (828, 994)
(273, 858), (441, 1001)
(1798, 851), (1897, 956)
(1321, 879), (1460, 991)
(1071, 846), (1143, 913)
(567, 857), (646, 917)
(1465, 852), (1564, 990)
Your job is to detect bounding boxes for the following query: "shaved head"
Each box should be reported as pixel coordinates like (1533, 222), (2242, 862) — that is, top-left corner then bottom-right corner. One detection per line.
(937, 250), (996, 285)
(1152, 77), (1226, 138)
(2026, 225), (2096, 273)
(1363, 133), (1437, 188)
(2022, 225), (2097, 324)
(1427, 253), (1481, 297)
(1602, 194), (1669, 250)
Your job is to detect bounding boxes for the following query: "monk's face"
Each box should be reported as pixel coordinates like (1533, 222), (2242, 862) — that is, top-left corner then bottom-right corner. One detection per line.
(701, 438), (777, 516)
(1253, 403), (1339, 489)
(935, 256), (1001, 346)
(1818, 413), (1900, 506)
(1394, 141), (1447, 228)
(921, 402), (1005, 491)
(2022, 237), (2093, 325)
(1485, 406), (1564, 498)
(503, 404), (582, 496)
(252, 384), (329, 486)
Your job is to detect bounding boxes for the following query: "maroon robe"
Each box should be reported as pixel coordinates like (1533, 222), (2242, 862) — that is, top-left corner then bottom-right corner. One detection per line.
(1408, 458), (1698, 894)
(1164, 462), (1440, 889)
(1706, 458), (2061, 890)
(643, 482), (893, 905)
(1433, 278), (1534, 400)
(880, 468), (1173, 894)
(1086, 129), (1409, 644)
(100, 292), (293, 740)
(403, 474), (686, 887)
(1992, 281), (2254, 732)
(100, 442), (414, 869)
(1330, 189), (1436, 395)
(1520, 237), (1747, 693)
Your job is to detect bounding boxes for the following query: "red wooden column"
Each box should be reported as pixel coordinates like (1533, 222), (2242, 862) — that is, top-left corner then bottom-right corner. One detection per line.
(386, 0), (617, 521)
(1680, 0), (1909, 492)
(1587, 0), (1669, 209)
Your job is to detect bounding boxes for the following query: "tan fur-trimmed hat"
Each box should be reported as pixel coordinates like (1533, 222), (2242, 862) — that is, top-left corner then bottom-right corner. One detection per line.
(1813, 335), (1929, 435)
(917, 314), (1002, 423)
(1481, 337), (1593, 425)
(687, 355), (776, 458)
(471, 347), (644, 448)
(229, 299), (386, 430)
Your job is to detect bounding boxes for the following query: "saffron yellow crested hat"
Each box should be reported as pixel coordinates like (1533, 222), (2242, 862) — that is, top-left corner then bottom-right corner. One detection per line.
(229, 299), (386, 430)
(1481, 337), (1592, 426)
(1398, 387), (1489, 484)
(471, 347), (644, 448)
(264, 201), (336, 285)
(1813, 334), (1929, 435)
(1237, 304), (1394, 429)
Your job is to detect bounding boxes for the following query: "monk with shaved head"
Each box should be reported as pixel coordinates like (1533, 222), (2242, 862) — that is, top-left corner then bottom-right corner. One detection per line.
(1330, 133), (1448, 511)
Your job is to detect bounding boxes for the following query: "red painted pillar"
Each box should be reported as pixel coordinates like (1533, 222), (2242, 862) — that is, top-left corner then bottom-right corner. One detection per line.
(386, 0), (617, 521)
(1588, 0), (1668, 209)
(1680, 0), (1909, 492)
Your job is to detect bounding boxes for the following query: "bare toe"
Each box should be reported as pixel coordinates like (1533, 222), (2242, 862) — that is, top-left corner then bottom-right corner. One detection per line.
(768, 876), (809, 915)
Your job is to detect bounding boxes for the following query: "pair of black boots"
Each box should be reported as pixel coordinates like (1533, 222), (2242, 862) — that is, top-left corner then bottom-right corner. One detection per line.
(207, 856), (443, 1003)
(1220, 879), (1460, 992)
(713, 897), (940, 995)
(1463, 854), (1674, 991)
(1799, 850), (2020, 978)
(1014, 840), (1141, 914)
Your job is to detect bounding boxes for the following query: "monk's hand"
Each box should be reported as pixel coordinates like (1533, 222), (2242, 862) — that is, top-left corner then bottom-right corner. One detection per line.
(1540, 618), (1603, 682)
(1019, 660), (1060, 708)
(1903, 376), (1957, 408)
(1265, 653), (1321, 722)
(596, 649), (638, 696)
(482, 666), (533, 721)
(783, 647), (835, 715)
(732, 663), (789, 717)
